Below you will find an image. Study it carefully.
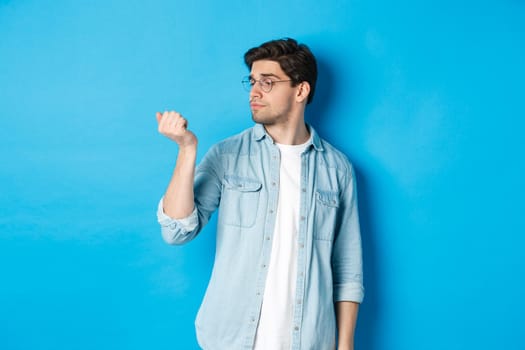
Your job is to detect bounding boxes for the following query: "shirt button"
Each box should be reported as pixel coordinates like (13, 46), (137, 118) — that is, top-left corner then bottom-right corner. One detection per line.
(302, 188), (306, 193)
(299, 243), (304, 248)
(272, 182), (276, 186)
(266, 237), (270, 240)
(294, 326), (299, 331)
(300, 216), (305, 221)
(297, 299), (302, 304)
(262, 264), (266, 268)
(269, 210), (274, 214)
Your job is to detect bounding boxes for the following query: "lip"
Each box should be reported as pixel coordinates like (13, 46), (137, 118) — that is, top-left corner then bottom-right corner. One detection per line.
(250, 103), (265, 110)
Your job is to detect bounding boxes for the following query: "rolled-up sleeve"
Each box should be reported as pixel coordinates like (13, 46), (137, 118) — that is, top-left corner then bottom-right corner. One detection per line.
(332, 164), (365, 303)
(157, 197), (199, 245)
(156, 144), (223, 245)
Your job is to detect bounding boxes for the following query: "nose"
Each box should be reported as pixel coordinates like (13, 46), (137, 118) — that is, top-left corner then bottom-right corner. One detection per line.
(249, 82), (263, 100)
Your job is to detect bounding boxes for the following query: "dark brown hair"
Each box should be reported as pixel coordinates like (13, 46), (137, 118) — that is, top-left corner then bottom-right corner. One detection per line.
(244, 38), (318, 104)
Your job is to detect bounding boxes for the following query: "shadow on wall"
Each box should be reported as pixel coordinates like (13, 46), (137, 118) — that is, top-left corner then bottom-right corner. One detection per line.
(307, 55), (381, 350)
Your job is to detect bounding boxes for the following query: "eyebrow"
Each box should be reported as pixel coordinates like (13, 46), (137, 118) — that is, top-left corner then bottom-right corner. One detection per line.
(249, 73), (282, 79)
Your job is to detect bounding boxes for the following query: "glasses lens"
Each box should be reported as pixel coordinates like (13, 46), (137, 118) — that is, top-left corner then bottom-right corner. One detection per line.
(260, 78), (272, 92)
(242, 78), (252, 92)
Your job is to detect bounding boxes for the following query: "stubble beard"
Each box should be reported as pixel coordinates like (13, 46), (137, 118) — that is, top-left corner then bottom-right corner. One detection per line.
(251, 110), (289, 126)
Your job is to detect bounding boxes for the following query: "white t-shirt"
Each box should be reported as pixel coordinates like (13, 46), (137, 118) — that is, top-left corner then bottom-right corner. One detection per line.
(254, 139), (310, 350)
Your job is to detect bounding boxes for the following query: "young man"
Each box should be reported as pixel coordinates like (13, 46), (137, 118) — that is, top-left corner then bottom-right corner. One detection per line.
(156, 38), (364, 350)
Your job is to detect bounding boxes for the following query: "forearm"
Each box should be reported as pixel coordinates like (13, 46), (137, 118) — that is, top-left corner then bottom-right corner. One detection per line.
(162, 145), (197, 219)
(335, 301), (359, 350)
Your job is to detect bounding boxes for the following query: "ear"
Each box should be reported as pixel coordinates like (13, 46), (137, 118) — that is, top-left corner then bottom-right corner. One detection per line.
(296, 82), (311, 104)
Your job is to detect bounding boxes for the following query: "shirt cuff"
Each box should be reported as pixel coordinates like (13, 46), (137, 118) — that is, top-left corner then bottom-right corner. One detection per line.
(333, 282), (365, 304)
(157, 197), (198, 232)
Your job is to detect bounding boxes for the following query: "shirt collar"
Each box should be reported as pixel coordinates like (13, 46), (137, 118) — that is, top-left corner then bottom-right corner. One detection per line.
(252, 123), (324, 152)
(252, 123), (267, 141)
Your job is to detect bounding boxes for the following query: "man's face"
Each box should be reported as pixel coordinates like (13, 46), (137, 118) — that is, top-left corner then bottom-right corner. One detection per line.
(248, 60), (298, 126)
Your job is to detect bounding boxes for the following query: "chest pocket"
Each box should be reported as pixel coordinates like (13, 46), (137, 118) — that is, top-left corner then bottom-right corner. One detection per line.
(313, 190), (340, 241)
(220, 175), (262, 228)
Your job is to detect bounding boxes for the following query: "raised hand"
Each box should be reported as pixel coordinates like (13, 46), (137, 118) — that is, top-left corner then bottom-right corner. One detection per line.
(156, 111), (197, 148)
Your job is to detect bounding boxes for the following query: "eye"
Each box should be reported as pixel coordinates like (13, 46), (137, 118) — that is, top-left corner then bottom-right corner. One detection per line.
(249, 78), (256, 86)
(261, 78), (273, 89)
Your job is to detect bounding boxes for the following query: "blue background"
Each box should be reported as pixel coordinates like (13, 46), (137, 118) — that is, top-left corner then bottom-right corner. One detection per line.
(1, 0), (524, 349)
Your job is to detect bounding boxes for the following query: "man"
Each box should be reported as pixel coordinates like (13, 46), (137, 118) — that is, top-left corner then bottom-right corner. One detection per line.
(156, 38), (364, 350)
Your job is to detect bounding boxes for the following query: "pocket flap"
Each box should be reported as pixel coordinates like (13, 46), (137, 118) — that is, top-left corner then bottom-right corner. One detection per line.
(315, 190), (340, 207)
(224, 175), (262, 192)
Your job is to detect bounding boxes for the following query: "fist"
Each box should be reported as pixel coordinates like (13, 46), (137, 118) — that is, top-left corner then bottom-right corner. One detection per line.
(156, 111), (197, 147)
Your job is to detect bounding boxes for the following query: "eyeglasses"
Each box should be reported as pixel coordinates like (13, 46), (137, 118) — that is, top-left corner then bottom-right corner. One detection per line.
(241, 76), (292, 93)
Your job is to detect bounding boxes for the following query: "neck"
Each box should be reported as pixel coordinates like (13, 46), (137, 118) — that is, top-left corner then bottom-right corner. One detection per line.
(263, 117), (310, 145)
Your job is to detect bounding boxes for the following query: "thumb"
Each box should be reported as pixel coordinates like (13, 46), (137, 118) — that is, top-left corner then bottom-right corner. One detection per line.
(155, 112), (162, 124)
